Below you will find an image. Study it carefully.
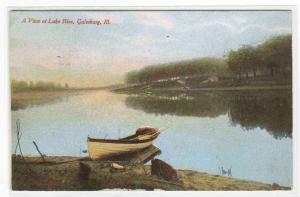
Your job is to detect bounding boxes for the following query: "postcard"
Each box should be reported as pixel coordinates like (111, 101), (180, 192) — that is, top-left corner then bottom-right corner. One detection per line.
(9, 8), (294, 193)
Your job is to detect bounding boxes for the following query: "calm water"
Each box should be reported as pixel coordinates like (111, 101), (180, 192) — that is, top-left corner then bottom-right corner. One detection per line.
(12, 90), (292, 186)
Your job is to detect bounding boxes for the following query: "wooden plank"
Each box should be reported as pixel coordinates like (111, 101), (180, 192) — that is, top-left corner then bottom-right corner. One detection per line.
(130, 145), (161, 164)
(102, 145), (161, 164)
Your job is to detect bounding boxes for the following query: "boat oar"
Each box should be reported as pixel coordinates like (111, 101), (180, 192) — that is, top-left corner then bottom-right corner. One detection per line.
(158, 127), (171, 133)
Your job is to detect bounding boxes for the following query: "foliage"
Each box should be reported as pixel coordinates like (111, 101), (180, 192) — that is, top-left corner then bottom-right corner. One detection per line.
(227, 34), (292, 79)
(259, 34), (292, 76)
(125, 57), (228, 84)
(11, 80), (70, 92)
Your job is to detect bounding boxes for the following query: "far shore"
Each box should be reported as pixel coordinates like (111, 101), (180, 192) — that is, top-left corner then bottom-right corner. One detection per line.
(11, 88), (97, 97)
(11, 83), (292, 97)
(112, 84), (292, 93)
(160, 85), (291, 91)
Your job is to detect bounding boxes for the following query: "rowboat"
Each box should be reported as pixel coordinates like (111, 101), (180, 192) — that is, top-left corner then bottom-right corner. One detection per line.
(87, 127), (160, 160)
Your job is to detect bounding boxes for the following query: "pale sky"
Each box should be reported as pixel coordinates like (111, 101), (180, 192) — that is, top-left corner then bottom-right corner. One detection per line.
(10, 10), (292, 87)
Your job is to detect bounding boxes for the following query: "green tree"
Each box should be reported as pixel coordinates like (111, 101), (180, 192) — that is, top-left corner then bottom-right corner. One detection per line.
(125, 57), (227, 84)
(249, 47), (264, 78)
(11, 80), (29, 91)
(227, 50), (242, 80)
(29, 81), (34, 89)
(238, 46), (263, 78)
(259, 34), (292, 76)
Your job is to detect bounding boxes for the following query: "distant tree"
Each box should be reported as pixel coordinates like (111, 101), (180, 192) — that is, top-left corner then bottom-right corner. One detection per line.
(11, 80), (75, 92)
(227, 34), (291, 80)
(11, 80), (29, 91)
(125, 57), (227, 84)
(56, 83), (63, 90)
(249, 47), (264, 78)
(237, 46), (263, 78)
(29, 81), (34, 89)
(227, 50), (242, 80)
(259, 34), (292, 76)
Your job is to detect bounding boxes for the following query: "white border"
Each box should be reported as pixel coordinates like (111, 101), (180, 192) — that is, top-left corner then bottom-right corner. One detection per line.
(1, 1), (299, 197)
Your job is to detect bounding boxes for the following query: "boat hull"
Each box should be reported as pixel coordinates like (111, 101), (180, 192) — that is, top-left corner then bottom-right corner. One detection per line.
(87, 139), (154, 160)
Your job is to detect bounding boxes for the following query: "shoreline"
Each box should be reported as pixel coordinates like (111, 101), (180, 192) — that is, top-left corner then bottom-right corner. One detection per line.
(169, 85), (290, 91)
(11, 85), (291, 100)
(149, 85), (291, 92)
(12, 156), (290, 191)
(112, 84), (292, 94)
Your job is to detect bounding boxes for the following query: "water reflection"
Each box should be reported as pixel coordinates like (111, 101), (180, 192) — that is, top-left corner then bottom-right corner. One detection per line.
(125, 92), (228, 118)
(228, 91), (292, 139)
(11, 96), (68, 111)
(11, 91), (84, 111)
(125, 90), (292, 139)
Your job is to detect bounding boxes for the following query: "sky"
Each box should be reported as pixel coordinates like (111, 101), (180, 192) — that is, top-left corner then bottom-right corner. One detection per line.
(9, 10), (292, 87)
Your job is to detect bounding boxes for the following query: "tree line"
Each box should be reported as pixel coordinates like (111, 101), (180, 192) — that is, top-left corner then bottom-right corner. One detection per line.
(126, 57), (227, 84)
(227, 34), (292, 80)
(125, 34), (292, 84)
(11, 80), (70, 92)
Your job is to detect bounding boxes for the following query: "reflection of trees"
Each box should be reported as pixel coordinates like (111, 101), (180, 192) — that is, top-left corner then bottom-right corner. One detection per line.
(125, 90), (292, 139)
(11, 95), (68, 111)
(125, 92), (228, 118)
(228, 91), (292, 139)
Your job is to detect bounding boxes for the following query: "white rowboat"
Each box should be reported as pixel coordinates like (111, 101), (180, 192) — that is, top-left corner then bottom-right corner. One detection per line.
(87, 128), (160, 160)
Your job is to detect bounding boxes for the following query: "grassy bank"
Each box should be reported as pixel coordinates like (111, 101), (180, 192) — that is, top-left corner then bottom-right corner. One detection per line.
(12, 156), (289, 191)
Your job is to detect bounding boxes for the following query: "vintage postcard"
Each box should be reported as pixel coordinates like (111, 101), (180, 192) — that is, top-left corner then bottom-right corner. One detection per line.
(9, 8), (293, 192)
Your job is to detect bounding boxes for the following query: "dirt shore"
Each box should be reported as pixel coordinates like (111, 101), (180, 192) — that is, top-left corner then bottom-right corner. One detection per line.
(11, 156), (290, 191)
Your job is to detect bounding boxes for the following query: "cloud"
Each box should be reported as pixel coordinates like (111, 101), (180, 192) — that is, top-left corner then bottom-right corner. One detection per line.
(131, 34), (155, 45)
(195, 21), (236, 33)
(192, 20), (291, 35)
(238, 25), (291, 35)
(134, 12), (174, 30)
(127, 34), (176, 46)
(231, 15), (247, 24)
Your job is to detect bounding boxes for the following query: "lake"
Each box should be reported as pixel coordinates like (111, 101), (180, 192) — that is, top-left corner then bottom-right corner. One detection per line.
(11, 89), (292, 187)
